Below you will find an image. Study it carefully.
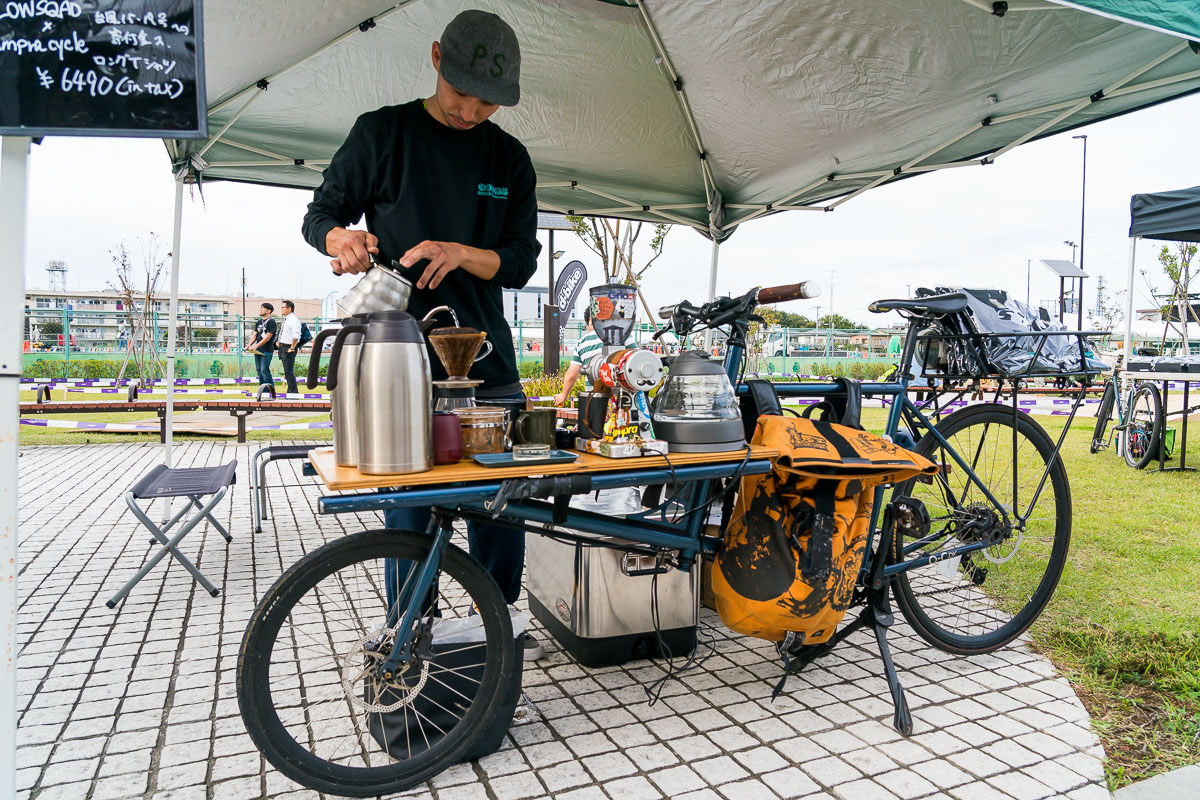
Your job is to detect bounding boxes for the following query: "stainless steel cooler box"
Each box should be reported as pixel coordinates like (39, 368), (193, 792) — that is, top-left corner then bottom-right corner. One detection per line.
(526, 522), (699, 667)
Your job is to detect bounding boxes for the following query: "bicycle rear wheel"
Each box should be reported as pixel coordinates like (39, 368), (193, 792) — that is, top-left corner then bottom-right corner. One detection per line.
(1090, 380), (1115, 454)
(891, 404), (1071, 654)
(237, 529), (515, 797)
(1122, 382), (1163, 469)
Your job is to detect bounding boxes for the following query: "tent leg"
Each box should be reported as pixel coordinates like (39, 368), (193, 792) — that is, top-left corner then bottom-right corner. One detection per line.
(1123, 237), (1137, 371)
(704, 240), (719, 351)
(163, 177), (184, 517)
(0, 135), (31, 800)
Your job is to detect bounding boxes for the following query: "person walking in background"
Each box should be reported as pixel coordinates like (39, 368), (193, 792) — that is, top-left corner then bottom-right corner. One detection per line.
(245, 303), (277, 389)
(277, 300), (303, 394)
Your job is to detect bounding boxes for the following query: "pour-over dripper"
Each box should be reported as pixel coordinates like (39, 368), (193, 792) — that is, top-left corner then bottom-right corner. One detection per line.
(428, 327), (490, 380)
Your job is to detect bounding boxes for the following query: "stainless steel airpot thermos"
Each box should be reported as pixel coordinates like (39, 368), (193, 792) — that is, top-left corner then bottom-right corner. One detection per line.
(308, 313), (370, 467)
(311, 311), (437, 474)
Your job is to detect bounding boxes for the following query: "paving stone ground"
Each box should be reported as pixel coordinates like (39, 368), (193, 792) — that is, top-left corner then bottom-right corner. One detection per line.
(15, 441), (1112, 800)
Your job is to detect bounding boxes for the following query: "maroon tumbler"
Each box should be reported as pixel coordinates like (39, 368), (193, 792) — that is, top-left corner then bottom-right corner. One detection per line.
(432, 411), (463, 465)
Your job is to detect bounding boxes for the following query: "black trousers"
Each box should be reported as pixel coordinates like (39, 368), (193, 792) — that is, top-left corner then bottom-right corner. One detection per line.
(277, 348), (299, 394)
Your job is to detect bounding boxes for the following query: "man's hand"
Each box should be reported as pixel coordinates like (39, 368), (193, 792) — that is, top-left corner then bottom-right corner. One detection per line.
(553, 392), (567, 408)
(401, 241), (469, 290)
(327, 227), (379, 275)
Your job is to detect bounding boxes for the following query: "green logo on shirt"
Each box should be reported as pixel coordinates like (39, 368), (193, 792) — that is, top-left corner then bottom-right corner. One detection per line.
(478, 183), (509, 199)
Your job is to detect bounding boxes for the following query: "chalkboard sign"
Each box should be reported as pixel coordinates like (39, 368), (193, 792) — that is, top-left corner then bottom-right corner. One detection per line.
(0, 0), (206, 137)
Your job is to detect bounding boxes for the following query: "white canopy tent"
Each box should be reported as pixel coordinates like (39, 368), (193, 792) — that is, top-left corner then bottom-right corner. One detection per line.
(4, 0), (1200, 785)
(149, 0), (1200, 447)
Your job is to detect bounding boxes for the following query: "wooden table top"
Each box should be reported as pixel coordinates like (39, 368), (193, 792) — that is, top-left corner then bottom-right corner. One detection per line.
(311, 444), (778, 492)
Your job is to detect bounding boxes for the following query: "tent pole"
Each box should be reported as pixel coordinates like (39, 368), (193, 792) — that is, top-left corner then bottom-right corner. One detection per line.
(1123, 237), (1137, 369)
(0, 135), (30, 800)
(164, 177), (184, 484)
(704, 240), (719, 352)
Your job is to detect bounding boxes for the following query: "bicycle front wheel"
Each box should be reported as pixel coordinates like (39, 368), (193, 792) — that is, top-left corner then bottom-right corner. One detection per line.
(1090, 380), (1115, 454)
(237, 529), (515, 797)
(892, 404), (1071, 654)
(1122, 382), (1163, 469)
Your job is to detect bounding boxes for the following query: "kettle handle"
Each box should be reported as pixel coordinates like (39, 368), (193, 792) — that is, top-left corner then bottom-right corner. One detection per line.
(306, 328), (340, 390)
(323, 323), (366, 391)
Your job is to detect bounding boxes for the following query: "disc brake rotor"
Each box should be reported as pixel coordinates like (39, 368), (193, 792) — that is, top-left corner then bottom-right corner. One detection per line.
(342, 628), (430, 714)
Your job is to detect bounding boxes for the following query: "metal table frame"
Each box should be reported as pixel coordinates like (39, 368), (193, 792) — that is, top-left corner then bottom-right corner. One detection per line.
(317, 456), (775, 570)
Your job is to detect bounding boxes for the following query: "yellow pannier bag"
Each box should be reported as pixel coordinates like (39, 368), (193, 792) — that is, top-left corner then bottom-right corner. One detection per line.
(713, 415), (937, 645)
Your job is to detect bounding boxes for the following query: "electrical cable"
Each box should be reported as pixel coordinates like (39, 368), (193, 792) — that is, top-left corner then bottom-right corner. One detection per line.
(642, 552), (716, 705)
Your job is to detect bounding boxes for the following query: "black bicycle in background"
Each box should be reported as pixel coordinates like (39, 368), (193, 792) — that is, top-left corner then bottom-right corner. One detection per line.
(1091, 370), (1165, 469)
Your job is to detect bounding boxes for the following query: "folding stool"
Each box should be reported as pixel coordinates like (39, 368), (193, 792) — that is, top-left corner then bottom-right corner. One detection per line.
(107, 461), (237, 608)
(249, 445), (315, 533)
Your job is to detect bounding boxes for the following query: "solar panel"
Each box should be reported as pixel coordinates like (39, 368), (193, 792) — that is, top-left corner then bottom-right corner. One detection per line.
(537, 212), (575, 230)
(1040, 259), (1087, 278)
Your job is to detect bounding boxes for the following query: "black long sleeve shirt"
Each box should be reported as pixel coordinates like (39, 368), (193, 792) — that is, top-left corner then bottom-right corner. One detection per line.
(302, 100), (540, 394)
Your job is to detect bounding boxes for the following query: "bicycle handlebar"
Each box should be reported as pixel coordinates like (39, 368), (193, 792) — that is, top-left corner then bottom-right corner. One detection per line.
(655, 282), (819, 339)
(657, 302), (700, 321)
(756, 281), (820, 304)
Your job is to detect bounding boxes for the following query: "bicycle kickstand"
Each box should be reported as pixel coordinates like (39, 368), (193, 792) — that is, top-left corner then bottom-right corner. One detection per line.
(864, 501), (914, 736)
(864, 587), (913, 735)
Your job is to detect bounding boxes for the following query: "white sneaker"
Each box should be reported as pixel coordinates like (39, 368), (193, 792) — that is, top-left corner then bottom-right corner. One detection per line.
(522, 633), (544, 661)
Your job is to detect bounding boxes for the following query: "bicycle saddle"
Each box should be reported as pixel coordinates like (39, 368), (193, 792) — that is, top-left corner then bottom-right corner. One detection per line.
(868, 292), (969, 317)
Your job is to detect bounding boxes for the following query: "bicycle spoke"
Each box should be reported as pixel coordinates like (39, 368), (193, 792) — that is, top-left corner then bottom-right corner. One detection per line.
(892, 406), (1068, 652)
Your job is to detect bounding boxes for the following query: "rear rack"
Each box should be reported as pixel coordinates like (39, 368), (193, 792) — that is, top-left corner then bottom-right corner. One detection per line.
(915, 328), (1109, 381)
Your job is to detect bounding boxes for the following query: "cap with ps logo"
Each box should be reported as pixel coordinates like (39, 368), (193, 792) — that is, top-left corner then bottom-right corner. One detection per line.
(438, 9), (522, 107)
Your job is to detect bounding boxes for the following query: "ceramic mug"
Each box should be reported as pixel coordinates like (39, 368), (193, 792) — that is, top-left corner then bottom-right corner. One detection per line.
(515, 407), (557, 447)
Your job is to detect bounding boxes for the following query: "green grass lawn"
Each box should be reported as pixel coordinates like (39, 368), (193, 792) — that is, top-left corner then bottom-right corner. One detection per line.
(860, 406), (1200, 788)
(1029, 413), (1199, 788)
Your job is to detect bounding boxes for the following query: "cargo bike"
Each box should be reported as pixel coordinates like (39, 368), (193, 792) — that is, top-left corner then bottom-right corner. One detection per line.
(236, 282), (1102, 796)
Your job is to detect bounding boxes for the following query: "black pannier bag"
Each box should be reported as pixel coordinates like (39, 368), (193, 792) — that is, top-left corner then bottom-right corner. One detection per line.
(366, 612), (525, 763)
(915, 286), (1106, 378)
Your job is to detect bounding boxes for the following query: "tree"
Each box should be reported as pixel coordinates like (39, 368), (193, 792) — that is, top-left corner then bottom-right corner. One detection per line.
(816, 313), (859, 330)
(567, 216), (671, 323)
(1141, 243), (1199, 353)
(746, 307), (781, 371)
(108, 234), (169, 386)
(774, 310), (814, 328)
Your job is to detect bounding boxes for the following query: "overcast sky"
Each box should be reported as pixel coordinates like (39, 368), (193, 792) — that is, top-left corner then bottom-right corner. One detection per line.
(15, 90), (1200, 334)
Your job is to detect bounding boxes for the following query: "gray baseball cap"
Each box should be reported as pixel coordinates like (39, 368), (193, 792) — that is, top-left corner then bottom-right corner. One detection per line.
(438, 10), (521, 107)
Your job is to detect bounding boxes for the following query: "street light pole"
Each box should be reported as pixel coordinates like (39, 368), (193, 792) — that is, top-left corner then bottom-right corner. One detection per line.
(1072, 134), (1088, 332)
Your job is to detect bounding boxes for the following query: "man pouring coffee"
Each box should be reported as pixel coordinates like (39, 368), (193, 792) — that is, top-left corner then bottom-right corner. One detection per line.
(301, 9), (543, 658)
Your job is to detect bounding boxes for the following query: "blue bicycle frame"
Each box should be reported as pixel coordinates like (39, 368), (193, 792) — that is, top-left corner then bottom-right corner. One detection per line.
(327, 312), (1084, 676)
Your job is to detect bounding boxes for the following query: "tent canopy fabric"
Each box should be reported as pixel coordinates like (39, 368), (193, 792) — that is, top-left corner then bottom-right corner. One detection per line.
(170, 0), (1200, 241)
(1129, 186), (1200, 242)
(1048, 0), (1200, 41)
